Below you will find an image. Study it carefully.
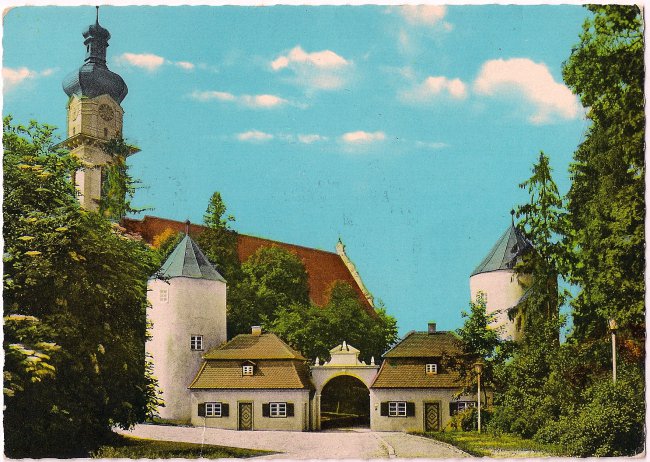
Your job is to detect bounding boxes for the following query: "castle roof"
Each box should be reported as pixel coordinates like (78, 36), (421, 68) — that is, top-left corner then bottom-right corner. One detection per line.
(122, 215), (375, 315)
(202, 333), (306, 360)
(471, 224), (533, 276)
(157, 234), (226, 282)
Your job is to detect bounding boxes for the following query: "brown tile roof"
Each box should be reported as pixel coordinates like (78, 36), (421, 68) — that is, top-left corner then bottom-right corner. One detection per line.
(121, 215), (374, 315)
(383, 331), (462, 358)
(370, 358), (465, 389)
(189, 359), (313, 390)
(202, 333), (306, 360)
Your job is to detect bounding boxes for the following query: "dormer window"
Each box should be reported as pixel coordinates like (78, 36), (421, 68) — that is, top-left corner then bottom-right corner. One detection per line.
(426, 363), (437, 374)
(242, 365), (254, 376)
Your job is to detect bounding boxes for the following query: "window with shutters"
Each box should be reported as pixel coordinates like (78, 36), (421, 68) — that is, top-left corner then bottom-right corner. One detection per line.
(426, 363), (437, 374)
(389, 401), (407, 417)
(190, 335), (203, 350)
(206, 402), (222, 417)
(269, 402), (286, 418)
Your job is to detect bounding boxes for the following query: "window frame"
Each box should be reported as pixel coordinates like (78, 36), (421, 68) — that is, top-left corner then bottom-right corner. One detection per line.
(388, 401), (407, 417)
(269, 402), (287, 418)
(190, 335), (203, 351)
(426, 363), (438, 374)
(205, 402), (222, 417)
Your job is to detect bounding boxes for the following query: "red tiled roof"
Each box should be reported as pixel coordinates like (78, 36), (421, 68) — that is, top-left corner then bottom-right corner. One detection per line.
(122, 215), (375, 314)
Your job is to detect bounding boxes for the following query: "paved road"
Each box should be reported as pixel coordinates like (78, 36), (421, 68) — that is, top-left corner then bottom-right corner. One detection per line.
(120, 424), (470, 459)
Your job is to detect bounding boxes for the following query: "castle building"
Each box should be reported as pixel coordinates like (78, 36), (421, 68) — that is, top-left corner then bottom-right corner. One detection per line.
(60, 7), (137, 211)
(469, 221), (533, 341)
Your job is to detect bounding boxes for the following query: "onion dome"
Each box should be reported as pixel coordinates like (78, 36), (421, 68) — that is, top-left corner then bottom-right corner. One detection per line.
(62, 7), (128, 104)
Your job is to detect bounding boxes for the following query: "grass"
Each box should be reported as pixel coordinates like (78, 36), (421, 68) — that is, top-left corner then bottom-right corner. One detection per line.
(416, 431), (565, 458)
(92, 434), (274, 459)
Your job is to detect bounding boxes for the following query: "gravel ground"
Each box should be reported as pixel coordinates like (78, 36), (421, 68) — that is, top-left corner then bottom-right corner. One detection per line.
(119, 424), (471, 459)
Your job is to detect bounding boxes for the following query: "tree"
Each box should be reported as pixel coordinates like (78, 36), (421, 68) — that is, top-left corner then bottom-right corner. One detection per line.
(3, 117), (159, 456)
(562, 5), (644, 342)
(98, 138), (143, 222)
(152, 227), (182, 262)
(196, 191), (240, 282)
(268, 281), (398, 363)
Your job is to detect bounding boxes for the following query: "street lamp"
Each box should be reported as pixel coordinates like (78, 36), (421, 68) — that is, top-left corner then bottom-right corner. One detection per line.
(608, 319), (618, 383)
(474, 359), (485, 434)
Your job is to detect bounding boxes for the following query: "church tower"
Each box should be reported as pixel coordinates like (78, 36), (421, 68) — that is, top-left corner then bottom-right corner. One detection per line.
(61, 8), (137, 211)
(469, 219), (533, 341)
(147, 225), (227, 421)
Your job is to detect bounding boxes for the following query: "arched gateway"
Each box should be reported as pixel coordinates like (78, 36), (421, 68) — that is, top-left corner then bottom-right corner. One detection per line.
(310, 342), (380, 430)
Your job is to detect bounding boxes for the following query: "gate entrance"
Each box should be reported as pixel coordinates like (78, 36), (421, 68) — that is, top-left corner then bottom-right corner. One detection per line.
(320, 375), (369, 429)
(310, 342), (380, 430)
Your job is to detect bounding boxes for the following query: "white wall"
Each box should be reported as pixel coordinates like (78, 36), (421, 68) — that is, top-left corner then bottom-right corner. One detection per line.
(147, 277), (227, 421)
(469, 270), (528, 341)
(190, 389), (311, 431)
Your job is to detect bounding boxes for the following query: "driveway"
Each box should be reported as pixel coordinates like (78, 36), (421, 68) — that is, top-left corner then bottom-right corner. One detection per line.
(120, 424), (470, 459)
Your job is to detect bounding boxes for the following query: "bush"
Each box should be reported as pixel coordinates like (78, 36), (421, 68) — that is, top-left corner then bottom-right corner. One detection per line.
(449, 408), (493, 432)
(535, 367), (644, 456)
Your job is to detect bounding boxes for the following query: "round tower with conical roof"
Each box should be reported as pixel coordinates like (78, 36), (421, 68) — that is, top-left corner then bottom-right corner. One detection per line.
(469, 218), (533, 341)
(147, 226), (227, 421)
(61, 7), (137, 211)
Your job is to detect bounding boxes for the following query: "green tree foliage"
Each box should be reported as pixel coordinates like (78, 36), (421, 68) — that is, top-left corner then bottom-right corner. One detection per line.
(98, 138), (143, 222)
(268, 281), (399, 363)
(3, 117), (159, 457)
(228, 245), (309, 337)
(455, 292), (505, 399)
(196, 191), (241, 282)
(562, 5), (644, 341)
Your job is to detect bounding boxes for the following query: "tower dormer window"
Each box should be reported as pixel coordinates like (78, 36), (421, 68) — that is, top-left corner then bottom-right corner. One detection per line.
(426, 363), (437, 374)
(190, 335), (203, 351)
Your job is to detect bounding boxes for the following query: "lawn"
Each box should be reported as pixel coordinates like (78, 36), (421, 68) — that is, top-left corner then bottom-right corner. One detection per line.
(418, 431), (565, 458)
(92, 434), (273, 459)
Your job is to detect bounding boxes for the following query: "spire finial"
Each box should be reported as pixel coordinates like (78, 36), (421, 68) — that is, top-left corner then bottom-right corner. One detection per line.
(185, 219), (191, 235)
(510, 209), (515, 226)
(96, 6), (100, 24)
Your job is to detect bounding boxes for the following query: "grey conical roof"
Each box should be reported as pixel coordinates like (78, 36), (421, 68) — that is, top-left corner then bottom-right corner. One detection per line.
(471, 224), (533, 276)
(157, 235), (226, 282)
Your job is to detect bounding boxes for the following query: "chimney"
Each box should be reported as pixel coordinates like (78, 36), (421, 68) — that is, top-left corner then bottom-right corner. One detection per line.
(428, 322), (437, 334)
(251, 326), (262, 336)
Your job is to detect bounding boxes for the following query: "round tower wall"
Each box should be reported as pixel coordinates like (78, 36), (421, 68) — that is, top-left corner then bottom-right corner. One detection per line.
(469, 270), (527, 341)
(147, 277), (226, 422)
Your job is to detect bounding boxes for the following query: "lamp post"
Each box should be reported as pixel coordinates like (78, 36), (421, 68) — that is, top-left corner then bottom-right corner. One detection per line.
(608, 319), (618, 383)
(474, 360), (485, 434)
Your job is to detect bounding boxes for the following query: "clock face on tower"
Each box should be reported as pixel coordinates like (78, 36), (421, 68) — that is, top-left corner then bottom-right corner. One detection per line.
(99, 103), (115, 121)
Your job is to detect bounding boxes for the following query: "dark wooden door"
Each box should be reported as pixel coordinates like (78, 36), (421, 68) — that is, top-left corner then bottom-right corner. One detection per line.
(424, 402), (440, 431)
(238, 403), (253, 431)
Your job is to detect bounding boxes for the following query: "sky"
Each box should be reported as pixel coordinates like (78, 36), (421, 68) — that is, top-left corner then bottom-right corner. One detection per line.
(3, 4), (592, 336)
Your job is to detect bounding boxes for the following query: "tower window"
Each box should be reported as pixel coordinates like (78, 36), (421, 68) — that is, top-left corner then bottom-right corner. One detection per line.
(104, 128), (108, 138)
(159, 288), (168, 303)
(73, 127), (76, 135)
(190, 335), (203, 351)
(426, 363), (437, 374)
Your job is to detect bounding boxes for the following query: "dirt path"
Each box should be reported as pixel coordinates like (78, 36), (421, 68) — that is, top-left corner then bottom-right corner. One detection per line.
(120, 424), (471, 459)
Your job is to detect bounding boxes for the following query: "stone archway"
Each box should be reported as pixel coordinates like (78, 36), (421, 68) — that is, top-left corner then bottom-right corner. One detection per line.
(310, 342), (380, 430)
(320, 374), (370, 429)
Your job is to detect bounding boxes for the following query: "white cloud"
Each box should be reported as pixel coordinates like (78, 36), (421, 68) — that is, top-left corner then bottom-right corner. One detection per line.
(398, 5), (447, 26)
(341, 131), (386, 144)
(3, 67), (57, 93)
(298, 134), (327, 144)
(236, 130), (274, 142)
(399, 76), (468, 103)
(474, 58), (580, 124)
(190, 90), (294, 109)
(415, 141), (449, 150)
(173, 61), (195, 71)
(271, 46), (353, 91)
(117, 52), (165, 71)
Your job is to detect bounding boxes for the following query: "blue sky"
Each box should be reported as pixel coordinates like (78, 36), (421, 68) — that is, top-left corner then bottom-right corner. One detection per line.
(3, 4), (591, 336)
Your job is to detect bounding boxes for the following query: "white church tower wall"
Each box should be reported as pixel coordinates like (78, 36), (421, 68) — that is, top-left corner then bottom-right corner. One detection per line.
(147, 231), (227, 421)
